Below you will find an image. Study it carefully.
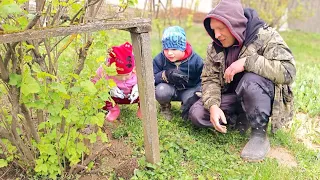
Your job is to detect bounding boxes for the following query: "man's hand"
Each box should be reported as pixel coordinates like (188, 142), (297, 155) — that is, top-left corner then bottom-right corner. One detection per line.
(224, 57), (246, 83)
(110, 86), (125, 99)
(209, 105), (227, 133)
(128, 84), (139, 104)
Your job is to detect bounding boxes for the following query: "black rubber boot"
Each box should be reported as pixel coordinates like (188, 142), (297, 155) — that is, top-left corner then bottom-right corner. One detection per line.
(236, 113), (250, 135)
(240, 125), (270, 162)
(159, 103), (173, 120)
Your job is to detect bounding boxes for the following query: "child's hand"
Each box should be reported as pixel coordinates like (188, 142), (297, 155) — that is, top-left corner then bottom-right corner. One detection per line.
(110, 87), (125, 99)
(128, 84), (139, 104)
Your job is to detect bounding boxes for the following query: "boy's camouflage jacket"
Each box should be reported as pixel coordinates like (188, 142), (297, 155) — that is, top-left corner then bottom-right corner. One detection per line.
(201, 26), (296, 133)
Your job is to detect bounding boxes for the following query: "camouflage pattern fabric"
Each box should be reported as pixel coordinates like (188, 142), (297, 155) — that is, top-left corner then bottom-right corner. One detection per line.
(201, 26), (296, 133)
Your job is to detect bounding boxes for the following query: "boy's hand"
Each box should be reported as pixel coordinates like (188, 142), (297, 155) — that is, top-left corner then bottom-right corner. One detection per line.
(165, 69), (189, 87)
(110, 87), (125, 99)
(128, 84), (139, 104)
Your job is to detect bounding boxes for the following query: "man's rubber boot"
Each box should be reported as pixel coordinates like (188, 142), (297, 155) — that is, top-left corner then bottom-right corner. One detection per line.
(236, 113), (250, 135)
(240, 126), (270, 162)
(106, 105), (120, 122)
(159, 103), (173, 120)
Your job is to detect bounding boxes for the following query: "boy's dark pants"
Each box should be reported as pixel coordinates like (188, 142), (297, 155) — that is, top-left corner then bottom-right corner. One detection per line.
(189, 72), (275, 129)
(155, 83), (200, 106)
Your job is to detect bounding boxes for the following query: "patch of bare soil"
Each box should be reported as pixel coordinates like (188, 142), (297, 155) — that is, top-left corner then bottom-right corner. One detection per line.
(267, 147), (298, 168)
(79, 121), (138, 180)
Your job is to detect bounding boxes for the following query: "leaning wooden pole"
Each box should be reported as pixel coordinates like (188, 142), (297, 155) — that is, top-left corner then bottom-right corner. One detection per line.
(130, 31), (160, 164)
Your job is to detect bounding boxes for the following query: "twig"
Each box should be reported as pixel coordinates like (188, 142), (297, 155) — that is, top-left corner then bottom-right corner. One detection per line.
(26, 13), (41, 30)
(0, 163), (13, 179)
(69, 144), (112, 174)
(0, 53), (9, 82)
(106, 147), (116, 157)
(50, 36), (68, 52)
(44, 39), (56, 74)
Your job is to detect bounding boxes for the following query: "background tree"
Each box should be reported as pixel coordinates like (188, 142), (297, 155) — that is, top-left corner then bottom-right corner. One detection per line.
(242, 0), (313, 29)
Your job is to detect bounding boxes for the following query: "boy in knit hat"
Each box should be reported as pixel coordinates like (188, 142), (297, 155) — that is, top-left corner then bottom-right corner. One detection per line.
(92, 42), (141, 122)
(153, 26), (204, 120)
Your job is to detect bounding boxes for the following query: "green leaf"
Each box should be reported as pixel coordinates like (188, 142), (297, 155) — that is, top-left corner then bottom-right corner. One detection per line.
(17, 0), (28, 4)
(21, 74), (40, 96)
(98, 129), (108, 143)
(98, 91), (110, 101)
(90, 113), (104, 127)
(48, 155), (58, 164)
(51, 83), (67, 94)
(87, 133), (97, 143)
(23, 43), (35, 50)
(37, 71), (57, 80)
(103, 63), (117, 76)
(0, 159), (8, 168)
(80, 80), (97, 95)
(87, 161), (94, 170)
(71, 3), (82, 12)
(2, 23), (20, 32)
(38, 122), (47, 130)
(68, 73), (79, 80)
(0, 4), (23, 18)
(17, 16), (28, 29)
(107, 79), (116, 88)
(96, 55), (106, 63)
(8, 73), (22, 86)
(24, 55), (33, 63)
(35, 163), (48, 174)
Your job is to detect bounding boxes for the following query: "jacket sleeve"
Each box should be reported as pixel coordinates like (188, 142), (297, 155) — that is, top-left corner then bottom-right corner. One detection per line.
(244, 29), (296, 85)
(153, 54), (166, 85)
(201, 44), (222, 110)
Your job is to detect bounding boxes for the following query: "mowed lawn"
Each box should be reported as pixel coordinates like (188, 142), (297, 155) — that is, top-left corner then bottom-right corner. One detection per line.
(93, 24), (320, 179)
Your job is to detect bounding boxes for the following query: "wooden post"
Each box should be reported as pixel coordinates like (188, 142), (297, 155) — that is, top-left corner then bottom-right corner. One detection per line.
(130, 32), (160, 164)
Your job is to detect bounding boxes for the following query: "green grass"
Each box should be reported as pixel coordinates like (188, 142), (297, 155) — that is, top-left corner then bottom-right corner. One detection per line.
(84, 25), (320, 179)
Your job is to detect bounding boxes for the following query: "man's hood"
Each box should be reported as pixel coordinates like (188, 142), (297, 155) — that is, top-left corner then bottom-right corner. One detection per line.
(203, 0), (247, 47)
(243, 8), (266, 46)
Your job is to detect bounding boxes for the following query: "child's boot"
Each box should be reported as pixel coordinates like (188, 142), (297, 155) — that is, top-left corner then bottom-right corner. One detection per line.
(136, 106), (142, 119)
(106, 105), (120, 122)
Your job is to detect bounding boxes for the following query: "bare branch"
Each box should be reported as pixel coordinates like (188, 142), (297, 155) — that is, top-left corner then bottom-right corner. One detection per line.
(26, 13), (41, 30)
(3, 46), (11, 69)
(75, 39), (92, 75)
(91, 0), (104, 20)
(10, 86), (35, 163)
(28, 40), (48, 72)
(70, 7), (84, 24)
(7, 44), (17, 74)
(44, 39), (55, 74)
(51, 6), (67, 26)
(50, 36), (68, 52)
(20, 104), (40, 143)
(56, 34), (77, 61)
(0, 127), (14, 142)
(0, 54), (9, 82)
(0, 139), (8, 153)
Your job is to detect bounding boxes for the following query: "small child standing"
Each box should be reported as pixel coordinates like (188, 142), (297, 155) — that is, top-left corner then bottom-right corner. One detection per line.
(153, 26), (204, 120)
(92, 42), (141, 122)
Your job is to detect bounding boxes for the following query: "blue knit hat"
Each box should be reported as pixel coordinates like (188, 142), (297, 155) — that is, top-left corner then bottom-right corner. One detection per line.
(162, 26), (187, 51)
